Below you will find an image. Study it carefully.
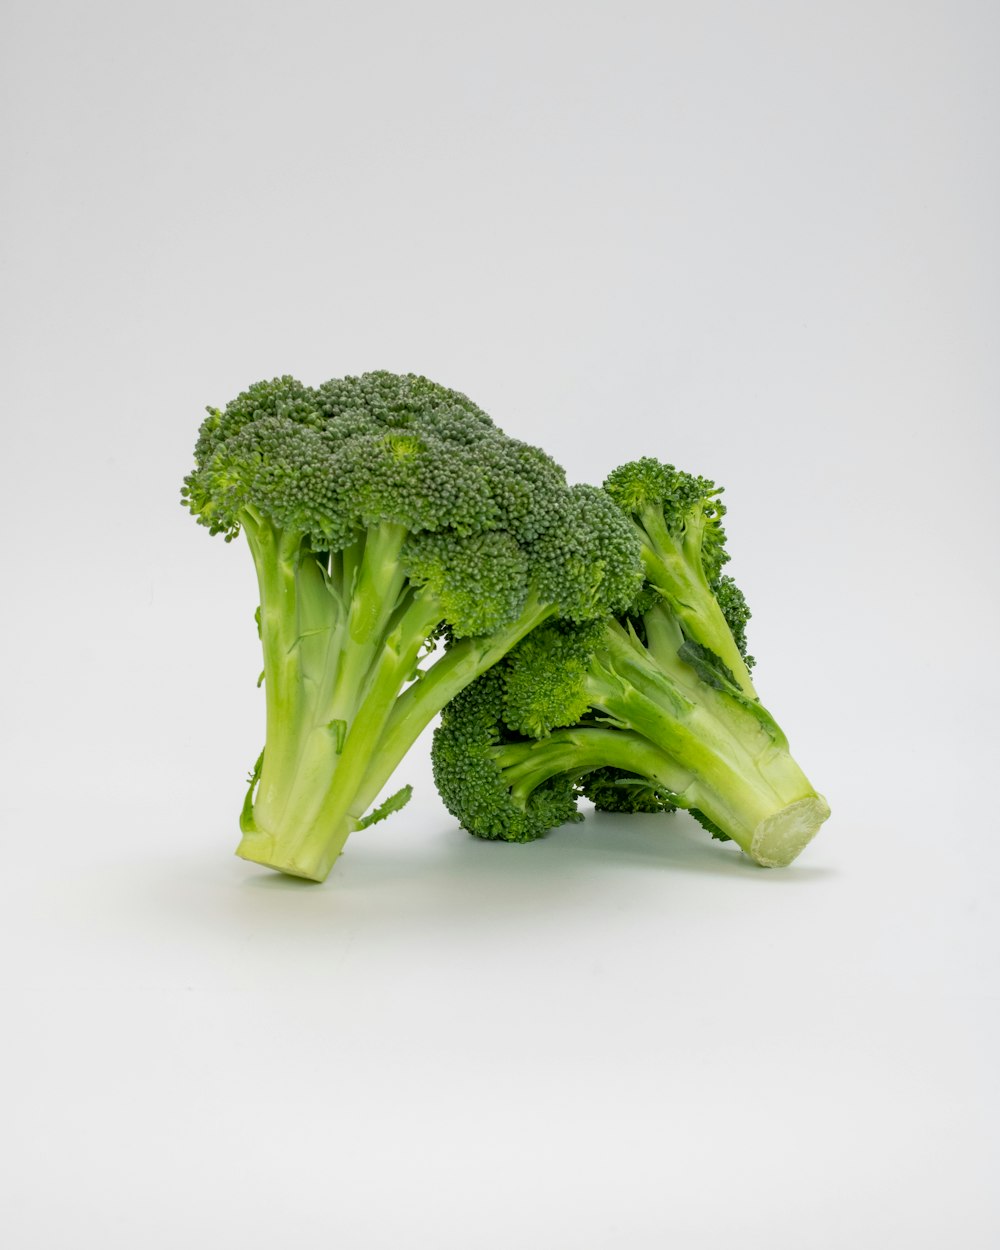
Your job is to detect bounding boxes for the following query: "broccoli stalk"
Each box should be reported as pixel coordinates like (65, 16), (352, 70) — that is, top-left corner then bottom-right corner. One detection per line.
(433, 459), (829, 867)
(183, 373), (640, 881)
(242, 519), (555, 878)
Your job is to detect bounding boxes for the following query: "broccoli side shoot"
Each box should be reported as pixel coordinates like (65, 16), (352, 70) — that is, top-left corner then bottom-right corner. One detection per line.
(603, 458), (756, 691)
(183, 372), (641, 881)
(433, 459), (829, 868)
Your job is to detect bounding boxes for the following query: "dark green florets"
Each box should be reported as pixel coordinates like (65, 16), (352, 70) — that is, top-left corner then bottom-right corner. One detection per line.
(580, 768), (679, 814)
(183, 373), (643, 626)
(402, 530), (530, 638)
(313, 370), (495, 442)
(182, 376), (324, 540)
(531, 485), (643, 621)
(604, 457), (731, 584)
(191, 375), (319, 469)
(183, 372), (514, 545)
(432, 670), (581, 843)
(604, 457), (719, 529)
(230, 416), (346, 546)
(500, 621), (600, 738)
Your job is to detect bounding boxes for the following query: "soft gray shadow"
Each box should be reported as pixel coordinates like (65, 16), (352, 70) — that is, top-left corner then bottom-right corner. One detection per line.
(235, 807), (836, 917)
(244, 871), (325, 891)
(576, 808), (836, 882)
(146, 807), (837, 944)
(310, 806), (836, 889)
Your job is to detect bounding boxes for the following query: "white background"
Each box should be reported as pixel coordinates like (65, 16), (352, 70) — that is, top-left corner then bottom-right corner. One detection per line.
(2, 1), (998, 1245)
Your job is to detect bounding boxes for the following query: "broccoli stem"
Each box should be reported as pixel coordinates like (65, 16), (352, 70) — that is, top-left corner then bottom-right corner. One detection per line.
(493, 728), (690, 805)
(578, 620), (828, 866)
(241, 513), (308, 801)
(236, 519), (439, 880)
(235, 529), (563, 881)
(347, 590), (557, 822)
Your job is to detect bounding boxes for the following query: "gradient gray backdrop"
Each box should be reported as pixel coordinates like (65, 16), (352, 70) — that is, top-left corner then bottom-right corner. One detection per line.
(2, 2), (998, 1246)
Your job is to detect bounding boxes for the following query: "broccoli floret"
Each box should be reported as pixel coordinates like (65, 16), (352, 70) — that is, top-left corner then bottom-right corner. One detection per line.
(183, 372), (641, 881)
(580, 768), (679, 815)
(431, 670), (582, 843)
(603, 457), (758, 690)
(433, 459), (829, 868)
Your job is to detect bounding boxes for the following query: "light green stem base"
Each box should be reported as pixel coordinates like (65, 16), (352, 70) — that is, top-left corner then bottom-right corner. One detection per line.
(235, 824), (351, 882)
(747, 794), (831, 867)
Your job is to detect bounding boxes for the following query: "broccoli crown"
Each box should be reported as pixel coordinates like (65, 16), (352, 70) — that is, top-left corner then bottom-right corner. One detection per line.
(603, 457), (730, 584)
(183, 372), (537, 545)
(182, 372), (642, 635)
(432, 669), (582, 843)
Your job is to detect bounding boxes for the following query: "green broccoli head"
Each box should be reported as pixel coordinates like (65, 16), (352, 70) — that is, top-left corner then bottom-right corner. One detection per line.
(183, 372), (642, 636)
(432, 669), (582, 843)
(183, 372), (513, 546)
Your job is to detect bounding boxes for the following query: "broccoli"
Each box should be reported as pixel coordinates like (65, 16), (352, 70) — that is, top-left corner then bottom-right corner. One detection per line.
(432, 458), (830, 867)
(182, 372), (641, 881)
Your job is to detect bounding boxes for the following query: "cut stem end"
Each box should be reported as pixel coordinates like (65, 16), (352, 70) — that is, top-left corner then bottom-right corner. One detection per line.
(748, 794), (831, 868)
(235, 829), (334, 882)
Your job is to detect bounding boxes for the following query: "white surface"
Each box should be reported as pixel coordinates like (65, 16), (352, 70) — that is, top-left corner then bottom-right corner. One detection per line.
(2, 2), (998, 1246)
